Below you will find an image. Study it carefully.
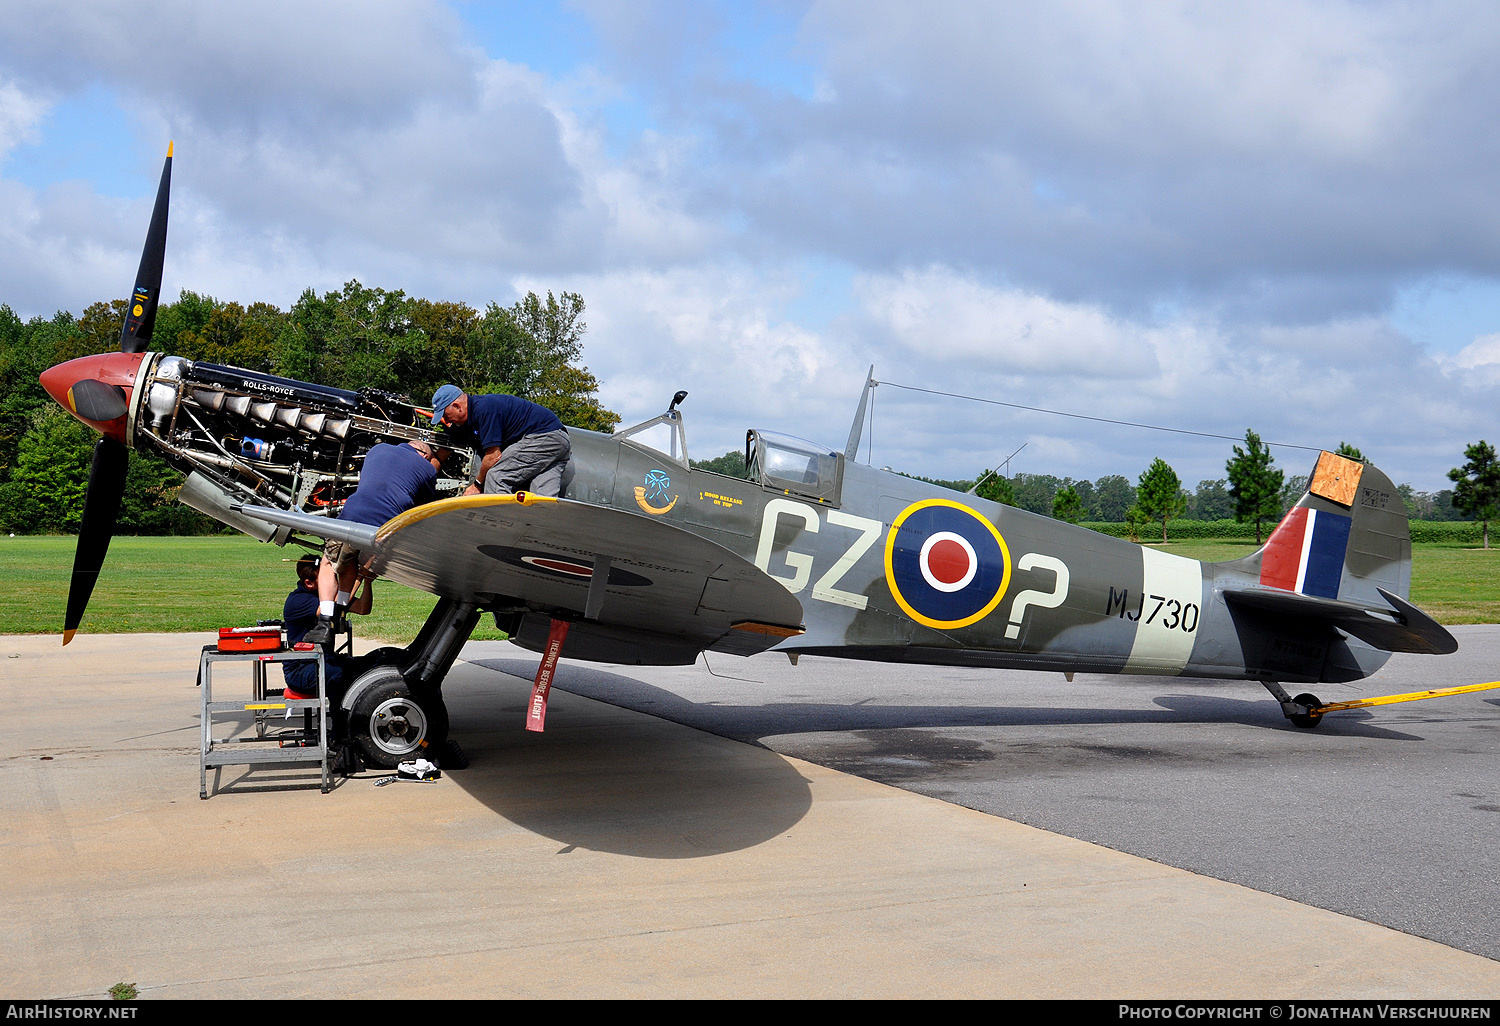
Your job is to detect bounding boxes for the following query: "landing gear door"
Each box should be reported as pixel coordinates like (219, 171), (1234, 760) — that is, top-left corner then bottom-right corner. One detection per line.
(748, 430), (844, 507)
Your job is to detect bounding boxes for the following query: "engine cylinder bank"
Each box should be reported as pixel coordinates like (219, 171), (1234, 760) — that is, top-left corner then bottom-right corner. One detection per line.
(152, 359), (367, 443)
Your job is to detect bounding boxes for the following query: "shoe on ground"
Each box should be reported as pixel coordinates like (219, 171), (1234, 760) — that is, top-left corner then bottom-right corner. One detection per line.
(332, 745), (364, 776)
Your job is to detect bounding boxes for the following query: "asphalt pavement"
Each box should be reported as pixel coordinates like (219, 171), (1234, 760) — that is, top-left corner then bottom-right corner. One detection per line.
(474, 626), (1500, 962)
(2, 630), (1497, 999)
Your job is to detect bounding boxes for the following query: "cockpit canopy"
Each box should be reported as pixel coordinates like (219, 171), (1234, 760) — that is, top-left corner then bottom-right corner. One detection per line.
(614, 395), (845, 505)
(747, 429), (843, 505)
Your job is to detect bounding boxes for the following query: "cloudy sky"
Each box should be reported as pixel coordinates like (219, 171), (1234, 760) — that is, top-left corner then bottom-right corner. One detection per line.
(3, 0), (1498, 492)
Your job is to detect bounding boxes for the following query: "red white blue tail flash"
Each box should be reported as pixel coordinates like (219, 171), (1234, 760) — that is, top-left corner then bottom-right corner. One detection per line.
(1260, 507), (1352, 599)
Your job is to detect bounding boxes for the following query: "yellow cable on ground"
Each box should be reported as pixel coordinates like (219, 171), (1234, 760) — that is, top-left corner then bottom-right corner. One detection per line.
(1315, 679), (1500, 714)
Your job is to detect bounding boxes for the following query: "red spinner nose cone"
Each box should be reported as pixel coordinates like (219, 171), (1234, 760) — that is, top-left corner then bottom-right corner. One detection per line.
(39, 352), (147, 444)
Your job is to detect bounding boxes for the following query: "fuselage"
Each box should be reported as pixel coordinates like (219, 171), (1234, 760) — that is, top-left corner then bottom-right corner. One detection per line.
(566, 428), (1393, 686)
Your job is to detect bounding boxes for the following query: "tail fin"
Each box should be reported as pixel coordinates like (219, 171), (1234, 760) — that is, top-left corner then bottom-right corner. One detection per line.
(1223, 451), (1455, 656)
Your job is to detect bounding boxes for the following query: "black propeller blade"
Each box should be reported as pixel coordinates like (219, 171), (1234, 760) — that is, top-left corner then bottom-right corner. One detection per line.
(63, 438), (129, 644)
(119, 142), (171, 354)
(62, 143), (171, 643)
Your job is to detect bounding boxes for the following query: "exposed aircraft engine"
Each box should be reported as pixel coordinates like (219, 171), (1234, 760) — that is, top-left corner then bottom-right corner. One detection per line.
(147, 355), (466, 526)
(45, 349), (469, 545)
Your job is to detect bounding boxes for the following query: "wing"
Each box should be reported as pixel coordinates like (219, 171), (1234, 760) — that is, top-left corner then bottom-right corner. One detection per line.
(242, 495), (805, 664)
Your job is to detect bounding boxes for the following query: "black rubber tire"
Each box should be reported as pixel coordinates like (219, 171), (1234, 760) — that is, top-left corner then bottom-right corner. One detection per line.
(347, 667), (443, 768)
(362, 646), (408, 668)
(1289, 692), (1324, 729)
(439, 737), (470, 770)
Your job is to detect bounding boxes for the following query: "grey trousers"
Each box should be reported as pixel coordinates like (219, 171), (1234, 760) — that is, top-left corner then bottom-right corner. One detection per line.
(482, 428), (575, 497)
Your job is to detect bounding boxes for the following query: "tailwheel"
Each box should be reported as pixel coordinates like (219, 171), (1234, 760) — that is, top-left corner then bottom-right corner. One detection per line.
(1260, 680), (1327, 730)
(1288, 692), (1324, 729)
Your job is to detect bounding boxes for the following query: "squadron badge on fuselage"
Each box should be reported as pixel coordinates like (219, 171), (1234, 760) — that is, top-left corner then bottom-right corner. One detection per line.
(635, 469), (679, 515)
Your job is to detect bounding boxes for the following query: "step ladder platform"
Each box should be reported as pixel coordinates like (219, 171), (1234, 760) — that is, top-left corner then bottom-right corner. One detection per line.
(199, 645), (331, 799)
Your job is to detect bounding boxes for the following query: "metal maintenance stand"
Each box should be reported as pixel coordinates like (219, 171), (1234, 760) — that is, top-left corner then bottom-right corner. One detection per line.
(200, 647), (330, 798)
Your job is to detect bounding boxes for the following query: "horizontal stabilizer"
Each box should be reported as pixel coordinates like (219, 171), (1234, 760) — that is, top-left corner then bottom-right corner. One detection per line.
(1223, 585), (1457, 655)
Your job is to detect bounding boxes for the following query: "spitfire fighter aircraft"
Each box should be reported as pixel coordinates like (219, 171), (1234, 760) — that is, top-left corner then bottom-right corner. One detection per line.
(41, 148), (1472, 768)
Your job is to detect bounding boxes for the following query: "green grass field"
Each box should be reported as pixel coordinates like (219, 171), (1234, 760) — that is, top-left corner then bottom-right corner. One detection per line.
(0, 535), (508, 642)
(0, 533), (1494, 640)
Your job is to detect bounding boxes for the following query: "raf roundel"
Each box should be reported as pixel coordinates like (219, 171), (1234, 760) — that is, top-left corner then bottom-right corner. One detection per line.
(884, 499), (1011, 630)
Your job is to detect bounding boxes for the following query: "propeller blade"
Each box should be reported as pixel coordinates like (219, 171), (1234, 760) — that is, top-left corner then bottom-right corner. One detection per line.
(119, 142), (172, 354)
(63, 437), (129, 644)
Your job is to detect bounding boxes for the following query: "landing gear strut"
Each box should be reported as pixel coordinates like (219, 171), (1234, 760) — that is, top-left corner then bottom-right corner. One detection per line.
(1260, 680), (1324, 729)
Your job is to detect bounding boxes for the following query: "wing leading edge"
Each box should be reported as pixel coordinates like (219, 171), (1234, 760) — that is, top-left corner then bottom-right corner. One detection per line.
(236, 495), (806, 663)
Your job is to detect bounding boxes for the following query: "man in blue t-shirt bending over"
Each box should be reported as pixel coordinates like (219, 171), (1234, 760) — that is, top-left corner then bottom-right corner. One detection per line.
(430, 384), (574, 498)
(303, 439), (446, 646)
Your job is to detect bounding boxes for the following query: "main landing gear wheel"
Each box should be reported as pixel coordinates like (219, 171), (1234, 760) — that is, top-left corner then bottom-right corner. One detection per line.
(1289, 692), (1324, 729)
(362, 647), (408, 668)
(347, 667), (449, 768)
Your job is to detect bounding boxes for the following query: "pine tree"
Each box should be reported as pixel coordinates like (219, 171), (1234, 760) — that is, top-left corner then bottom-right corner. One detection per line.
(1136, 457), (1186, 543)
(1448, 440), (1500, 549)
(1052, 484), (1085, 524)
(974, 470), (1015, 506)
(1226, 430), (1284, 544)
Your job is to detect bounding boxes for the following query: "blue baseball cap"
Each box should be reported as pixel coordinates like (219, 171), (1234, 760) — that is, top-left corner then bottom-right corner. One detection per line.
(430, 384), (463, 423)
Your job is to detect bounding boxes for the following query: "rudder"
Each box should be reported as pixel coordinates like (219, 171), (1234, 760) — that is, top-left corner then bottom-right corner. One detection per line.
(1231, 450), (1410, 605)
(1220, 451), (1452, 658)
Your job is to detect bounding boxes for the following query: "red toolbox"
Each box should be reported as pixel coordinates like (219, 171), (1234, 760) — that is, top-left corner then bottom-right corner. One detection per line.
(216, 626), (284, 653)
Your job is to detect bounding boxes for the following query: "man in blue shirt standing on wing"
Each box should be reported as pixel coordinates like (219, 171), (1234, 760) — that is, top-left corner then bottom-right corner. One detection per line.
(430, 384), (574, 498)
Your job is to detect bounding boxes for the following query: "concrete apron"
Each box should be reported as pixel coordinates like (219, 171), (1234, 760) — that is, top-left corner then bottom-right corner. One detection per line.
(1, 632), (1496, 1000)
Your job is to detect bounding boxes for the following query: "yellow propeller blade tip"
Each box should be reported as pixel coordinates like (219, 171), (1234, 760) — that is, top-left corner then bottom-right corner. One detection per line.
(167, 141), (174, 157)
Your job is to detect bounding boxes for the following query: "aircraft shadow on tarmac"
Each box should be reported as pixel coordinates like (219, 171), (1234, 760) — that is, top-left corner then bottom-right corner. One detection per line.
(468, 657), (1427, 746)
(429, 674), (815, 859)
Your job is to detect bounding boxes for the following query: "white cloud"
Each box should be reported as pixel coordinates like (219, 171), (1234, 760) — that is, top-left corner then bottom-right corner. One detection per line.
(2, 1), (1498, 494)
(664, 0), (1500, 318)
(520, 263), (852, 458)
(835, 266), (1496, 489)
(854, 268), (1160, 377)
(801, 0), (1409, 163)
(0, 79), (50, 161)
(0, 177), (152, 318)
(1446, 333), (1500, 387)
(0, 1), (474, 125)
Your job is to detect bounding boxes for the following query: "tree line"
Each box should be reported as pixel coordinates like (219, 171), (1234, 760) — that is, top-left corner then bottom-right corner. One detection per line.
(965, 432), (1494, 545)
(971, 432), (1494, 546)
(6, 280), (1496, 547)
(695, 431), (1496, 546)
(0, 282), (620, 534)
